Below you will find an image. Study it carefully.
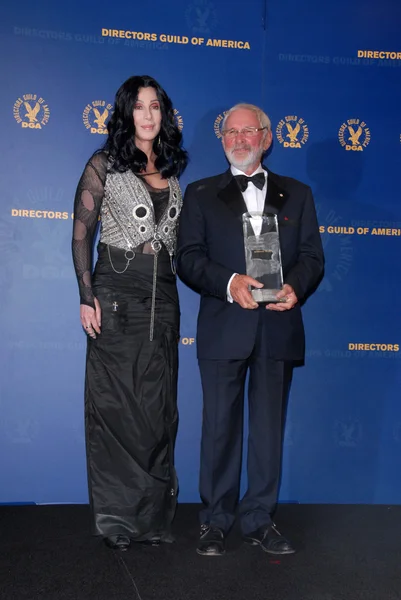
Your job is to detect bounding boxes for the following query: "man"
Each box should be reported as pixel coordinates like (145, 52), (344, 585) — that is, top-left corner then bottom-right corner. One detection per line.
(176, 104), (324, 557)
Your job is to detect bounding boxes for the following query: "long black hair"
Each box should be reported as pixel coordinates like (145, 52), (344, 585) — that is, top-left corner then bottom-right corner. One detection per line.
(103, 75), (188, 178)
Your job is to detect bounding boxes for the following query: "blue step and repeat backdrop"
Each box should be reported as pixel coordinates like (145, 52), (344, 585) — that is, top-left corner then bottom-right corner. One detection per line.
(0, 0), (400, 504)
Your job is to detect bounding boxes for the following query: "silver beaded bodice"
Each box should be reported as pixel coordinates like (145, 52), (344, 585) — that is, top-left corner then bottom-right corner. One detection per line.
(100, 169), (182, 255)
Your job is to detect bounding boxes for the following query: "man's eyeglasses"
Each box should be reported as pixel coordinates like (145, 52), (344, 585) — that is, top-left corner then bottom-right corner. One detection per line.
(221, 126), (267, 139)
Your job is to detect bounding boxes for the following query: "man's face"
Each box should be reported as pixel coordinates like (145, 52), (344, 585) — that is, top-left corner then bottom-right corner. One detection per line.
(222, 108), (272, 171)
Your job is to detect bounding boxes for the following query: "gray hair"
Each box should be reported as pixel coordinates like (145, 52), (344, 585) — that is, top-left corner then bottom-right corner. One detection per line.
(222, 103), (271, 133)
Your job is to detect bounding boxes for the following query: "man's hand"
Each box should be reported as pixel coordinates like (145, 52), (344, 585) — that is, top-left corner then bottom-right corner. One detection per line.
(266, 284), (298, 311)
(229, 274), (263, 309)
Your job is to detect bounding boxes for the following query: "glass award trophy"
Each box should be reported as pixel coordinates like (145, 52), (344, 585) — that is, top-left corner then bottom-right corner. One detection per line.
(242, 212), (284, 303)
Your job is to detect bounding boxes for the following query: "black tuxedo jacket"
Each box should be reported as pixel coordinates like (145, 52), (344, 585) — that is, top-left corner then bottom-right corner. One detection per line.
(176, 168), (324, 360)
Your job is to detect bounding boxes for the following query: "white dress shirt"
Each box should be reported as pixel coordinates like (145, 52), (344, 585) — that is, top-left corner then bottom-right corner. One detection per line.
(230, 164), (267, 213)
(227, 165), (268, 301)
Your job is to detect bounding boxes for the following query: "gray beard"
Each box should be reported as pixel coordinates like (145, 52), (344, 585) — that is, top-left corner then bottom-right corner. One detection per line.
(224, 146), (262, 171)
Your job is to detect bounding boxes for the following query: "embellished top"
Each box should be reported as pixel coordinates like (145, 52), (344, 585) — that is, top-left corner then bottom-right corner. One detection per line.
(101, 166), (181, 255)
(72, 151), (182, 308)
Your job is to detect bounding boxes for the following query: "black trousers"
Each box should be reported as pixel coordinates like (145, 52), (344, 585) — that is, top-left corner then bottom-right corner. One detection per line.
(198, 344), (292, 535)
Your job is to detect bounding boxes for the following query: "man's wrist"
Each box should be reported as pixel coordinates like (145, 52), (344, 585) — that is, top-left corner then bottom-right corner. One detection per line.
(226, 273), (238, 303)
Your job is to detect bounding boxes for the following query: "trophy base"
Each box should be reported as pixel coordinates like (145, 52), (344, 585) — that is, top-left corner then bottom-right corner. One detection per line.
(251, 288), (284, 304)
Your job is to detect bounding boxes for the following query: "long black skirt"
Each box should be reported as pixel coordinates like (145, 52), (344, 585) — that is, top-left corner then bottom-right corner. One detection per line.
(85, 243), (179, 541)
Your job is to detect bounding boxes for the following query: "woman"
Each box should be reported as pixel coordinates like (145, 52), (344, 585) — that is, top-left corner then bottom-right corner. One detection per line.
(72, 75), (188, 551)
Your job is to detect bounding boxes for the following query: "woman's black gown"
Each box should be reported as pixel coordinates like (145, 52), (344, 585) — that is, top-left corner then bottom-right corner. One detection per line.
(72, 153), (179, 541)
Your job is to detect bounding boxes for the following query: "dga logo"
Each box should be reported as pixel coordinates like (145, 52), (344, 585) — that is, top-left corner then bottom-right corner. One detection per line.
(338, 119), (370, 151)
(333, 418), (362, 447)
(13, 94), (50, 129)
(276, 116), (309, 148)
(83, 100), (113, 134)
(214, 111), (228, 139)
(185, 0), (218, 35)
(174, 108), (184, 131)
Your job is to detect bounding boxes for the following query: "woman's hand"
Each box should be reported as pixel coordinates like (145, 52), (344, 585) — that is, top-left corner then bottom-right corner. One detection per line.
(80, 298), (101, 339)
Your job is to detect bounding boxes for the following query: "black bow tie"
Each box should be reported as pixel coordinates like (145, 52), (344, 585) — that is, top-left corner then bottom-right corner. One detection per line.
(234, 172), (265, 192)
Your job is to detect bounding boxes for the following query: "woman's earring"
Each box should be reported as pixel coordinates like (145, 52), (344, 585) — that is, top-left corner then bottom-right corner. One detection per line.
(158, 135), (161, 147)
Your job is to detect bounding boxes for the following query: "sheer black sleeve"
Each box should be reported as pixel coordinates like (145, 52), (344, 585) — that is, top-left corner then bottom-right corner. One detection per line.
(72, 152), (108, 308)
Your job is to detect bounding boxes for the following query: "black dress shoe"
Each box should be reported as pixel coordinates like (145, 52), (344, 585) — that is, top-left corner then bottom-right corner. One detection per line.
(196, 525), (226, 556)
(104, 535), (130, 551)
(243, 524), (295, 555)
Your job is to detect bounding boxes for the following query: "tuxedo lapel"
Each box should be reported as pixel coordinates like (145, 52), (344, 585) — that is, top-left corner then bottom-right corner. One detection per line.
(217, 170), (248, 221)
(216, 168), (289, 219)
(264, 170), (289, 215)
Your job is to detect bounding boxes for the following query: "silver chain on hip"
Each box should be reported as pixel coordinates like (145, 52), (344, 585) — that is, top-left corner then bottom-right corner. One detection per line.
(107, 244), (136, 274)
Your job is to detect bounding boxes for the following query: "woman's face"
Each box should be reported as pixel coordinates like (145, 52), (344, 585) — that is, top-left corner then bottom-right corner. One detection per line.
(133, 86), (162, 144)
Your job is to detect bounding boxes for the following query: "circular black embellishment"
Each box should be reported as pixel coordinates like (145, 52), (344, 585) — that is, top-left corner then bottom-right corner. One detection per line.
(169, 207), (177, 219)
(135, 206), (147, 218)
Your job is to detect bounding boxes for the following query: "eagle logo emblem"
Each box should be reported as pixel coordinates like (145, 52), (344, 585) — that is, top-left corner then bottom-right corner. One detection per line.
(276, 116), (309, 148)
(24, 102), (41, 123)
(83, 101), (113, 134)
(339, 119), (370, 151)
(347, 125), (363, 146)
(333, 419), (362, 447)
(186, 0), (218, 34)
(285, 122), (301, 143)
(13, 95), (50, 128)
(93, 108), (109, 129)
